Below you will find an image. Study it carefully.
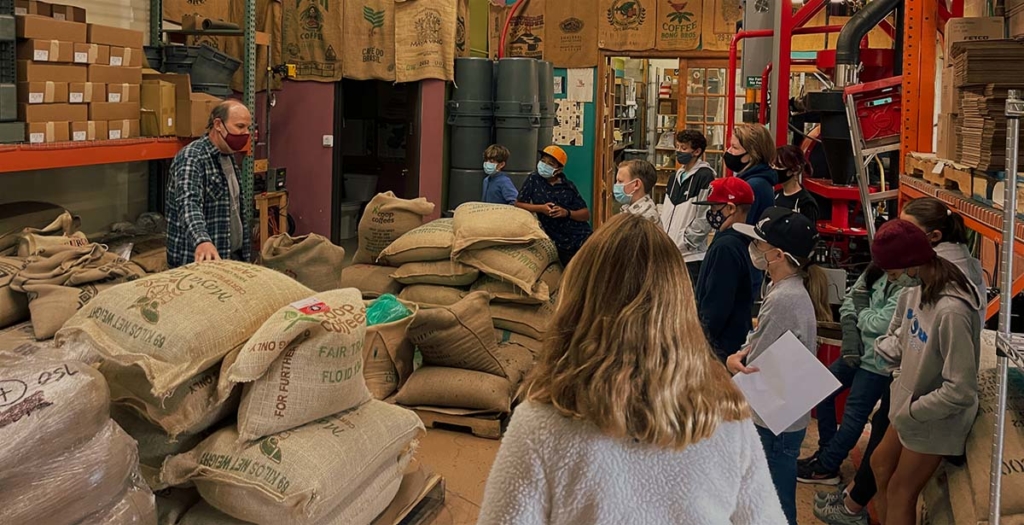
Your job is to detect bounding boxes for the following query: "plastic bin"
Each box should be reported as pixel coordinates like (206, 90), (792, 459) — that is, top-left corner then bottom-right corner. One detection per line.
(0, 0), (11, 16)
(339, 201), (362, 240)
(190, 44), (241, 85)
(0, 83), (13, 122)
(344, 174), (379, 202)
(162, 45), (200, 75)
(0, 14), (14, 42)
(143, 45), (162, 71)
(0, 121), (24, 143)
(192, 83), (232, 98)
(0, 41), (13, 84)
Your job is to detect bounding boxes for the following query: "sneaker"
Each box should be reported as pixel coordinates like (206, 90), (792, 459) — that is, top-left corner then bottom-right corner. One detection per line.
(813, 497), (869, 525)
(797, 451), (821, 469)
(814, 488), (846, 508)
(797, 459), (842, 485)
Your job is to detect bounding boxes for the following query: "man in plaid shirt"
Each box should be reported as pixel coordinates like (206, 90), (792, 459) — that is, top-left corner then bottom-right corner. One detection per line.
(166, 100), (253, 268)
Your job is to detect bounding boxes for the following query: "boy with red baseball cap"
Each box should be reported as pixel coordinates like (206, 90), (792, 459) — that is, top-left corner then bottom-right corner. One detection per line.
(693, 177), (757, 361)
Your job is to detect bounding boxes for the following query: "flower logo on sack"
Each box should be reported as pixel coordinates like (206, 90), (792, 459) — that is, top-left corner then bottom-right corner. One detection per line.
(130, 296), (162, 324)
(456, 14), (467, 53)
(666, 1), (695, 23)
(560, 17), (584, 33)
(607, 0), (647, 30)
(363, 6), (386, 36)
(413, 9), (444, 46)
(260, 436), (283, 464)
(300, 4), (324, 31)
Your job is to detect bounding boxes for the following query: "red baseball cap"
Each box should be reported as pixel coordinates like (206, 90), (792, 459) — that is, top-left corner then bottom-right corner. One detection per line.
(694, 177), (755, 206)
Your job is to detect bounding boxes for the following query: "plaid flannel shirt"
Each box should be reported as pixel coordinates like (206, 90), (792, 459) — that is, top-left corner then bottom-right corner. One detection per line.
(166, 135), (250, 268)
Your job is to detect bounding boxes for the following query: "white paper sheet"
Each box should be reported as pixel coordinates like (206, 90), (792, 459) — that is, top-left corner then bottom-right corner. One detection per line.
(567, 68), (594, 103)
(732, 331), (842, 436)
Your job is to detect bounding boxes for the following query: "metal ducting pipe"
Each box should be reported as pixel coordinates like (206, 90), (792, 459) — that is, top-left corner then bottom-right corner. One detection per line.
(834, 0), (901, 87)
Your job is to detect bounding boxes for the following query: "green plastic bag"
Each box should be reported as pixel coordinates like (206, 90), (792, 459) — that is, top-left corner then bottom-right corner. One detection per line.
(366, 294), (412, 326)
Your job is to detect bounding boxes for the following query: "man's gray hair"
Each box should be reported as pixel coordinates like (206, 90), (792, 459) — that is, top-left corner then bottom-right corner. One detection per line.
(207, 100), (242, 131)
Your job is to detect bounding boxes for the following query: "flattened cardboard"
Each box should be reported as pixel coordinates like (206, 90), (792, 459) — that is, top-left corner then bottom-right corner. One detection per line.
(87, 64), (142, 84)
(27, 121), (70, 143)
(74, 43), (110, 65)
(16, 14), (86, 43)
(89, 101), (140, 121)
(18, 81), (69, 104)
(17, 61), (87, 82)
(14, 1), (52, 17)
(945, 17), (1004, 61)
(19, 102), (87, 123)
(107, 119), (139, 140)
(69, 82), (106, 104)
(106, 83), (140, 103)
(71, 121), (108, 141)
(17, 39), (74, 63)
(87, 24), (144, 49)
(50, 4), (86, 23)
(108, 47), (143, 68)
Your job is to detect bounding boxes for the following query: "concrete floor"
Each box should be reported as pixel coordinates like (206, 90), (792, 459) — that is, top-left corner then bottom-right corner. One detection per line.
(416, 420), (873, 525)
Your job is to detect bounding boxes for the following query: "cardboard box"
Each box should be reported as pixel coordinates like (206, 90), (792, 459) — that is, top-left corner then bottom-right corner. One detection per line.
(14, 1), (52, 17)
(18, 81), (69, 104)
(69, 82), (105, 103)
(1011, 12), (1024, 40)
(17, 61), (86, 83)
(50, 4), (86, 23)
(143, 70), (196, 137)
(107, 119), (139, 140)
(87, 24), (144, 49)
(108, 47), (143, 68)
(190, 93), (221, 138)
(945, 17), (1005, 62)
(19, 102), (87, 123)
(17, 39), (74, 63)
(87, 64), (142, 84)
(107, 83), (139, 103)
(71, 120), (107, 141)
(27, 121), (69, 143)
(16, 14), (86, 43)
(141, 80), (176, 137)
(937, 114), (957, 161)
(89, 101), (140, 121)
(965, 0), (989, 17)
(940, 66), (958, 115)
(73, 43), (110, 65)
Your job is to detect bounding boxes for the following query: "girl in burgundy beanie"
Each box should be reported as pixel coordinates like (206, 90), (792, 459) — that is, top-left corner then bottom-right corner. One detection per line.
(868, 219), (983, 525)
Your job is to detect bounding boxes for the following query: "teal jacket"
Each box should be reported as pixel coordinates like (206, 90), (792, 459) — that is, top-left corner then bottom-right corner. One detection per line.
(839, 272), (903, 376)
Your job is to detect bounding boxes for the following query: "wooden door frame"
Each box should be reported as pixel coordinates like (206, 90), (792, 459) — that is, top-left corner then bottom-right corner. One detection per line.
(593, 50), (732, 228)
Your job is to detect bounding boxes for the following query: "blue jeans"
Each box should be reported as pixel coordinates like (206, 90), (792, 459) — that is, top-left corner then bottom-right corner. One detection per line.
(757, 425), (806, 525)
(814, 359), (891, 472)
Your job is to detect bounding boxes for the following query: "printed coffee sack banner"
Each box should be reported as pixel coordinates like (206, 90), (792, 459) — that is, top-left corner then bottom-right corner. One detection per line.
(344, 0), (397, 81)
(488, 3), (507, 59)
(164, 0), (231, 23)
(395, 0), (458, 83)
(655, 0), (702, 51)
(701, 0), (741, 51)
(225, 0), (284, 91)
(457, 0), (471, 57)
(598, 0), (656, 52)
(281, 0), (344, 82)
(544, 0), (600, 68)
(507, 0), (546, 59)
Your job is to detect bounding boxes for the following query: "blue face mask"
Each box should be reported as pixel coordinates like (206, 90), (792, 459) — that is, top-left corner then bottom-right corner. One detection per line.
(483, 162), (499, 175)
(613, 182), (634, 204)
(537, 161), (556, 179)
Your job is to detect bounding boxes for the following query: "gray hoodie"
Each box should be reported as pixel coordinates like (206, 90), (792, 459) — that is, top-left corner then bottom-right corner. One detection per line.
(935, 242), (986, 324)
(875, 270), (984, 456)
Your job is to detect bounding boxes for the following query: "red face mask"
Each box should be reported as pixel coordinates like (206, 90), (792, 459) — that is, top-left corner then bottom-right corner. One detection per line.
(218, 121), (250, 152)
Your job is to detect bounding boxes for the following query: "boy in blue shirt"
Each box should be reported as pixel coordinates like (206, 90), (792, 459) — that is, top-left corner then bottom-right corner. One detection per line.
(482, 144), (519, 205)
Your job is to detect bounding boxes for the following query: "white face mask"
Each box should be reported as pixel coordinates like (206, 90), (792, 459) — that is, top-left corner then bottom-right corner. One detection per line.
(749, 244), (769, 271)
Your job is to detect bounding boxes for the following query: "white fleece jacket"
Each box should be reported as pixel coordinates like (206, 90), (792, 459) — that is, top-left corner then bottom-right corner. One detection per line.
(477, 402), (786, 525)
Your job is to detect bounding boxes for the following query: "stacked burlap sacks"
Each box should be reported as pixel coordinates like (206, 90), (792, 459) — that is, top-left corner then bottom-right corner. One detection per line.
(363, 296), (420, 400)
(0, 209), (89, 257)
(342, 192), (436, 299)
(0, 356), (157, 524)
(259, 233), (346, 292)
(10, 243), (146, 340)
(157, 287), (426, 525)
(53, 261), (317, 491)
(394, 291), (535, 416)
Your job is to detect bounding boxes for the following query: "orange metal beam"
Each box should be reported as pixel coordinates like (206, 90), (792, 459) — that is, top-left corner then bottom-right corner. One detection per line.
(901, 0), (939, 173)
(0, 138), (187, 173)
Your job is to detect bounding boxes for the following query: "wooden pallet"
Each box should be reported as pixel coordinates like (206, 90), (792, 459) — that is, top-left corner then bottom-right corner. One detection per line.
(414, 409), (508, 439)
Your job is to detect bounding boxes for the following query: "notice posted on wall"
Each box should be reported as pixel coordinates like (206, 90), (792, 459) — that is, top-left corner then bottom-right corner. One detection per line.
(554, 101), (584, 147)
(567, 68), (594, 103)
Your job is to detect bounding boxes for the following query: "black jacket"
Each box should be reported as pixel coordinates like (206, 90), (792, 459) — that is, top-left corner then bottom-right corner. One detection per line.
(695, 228), (754, 362)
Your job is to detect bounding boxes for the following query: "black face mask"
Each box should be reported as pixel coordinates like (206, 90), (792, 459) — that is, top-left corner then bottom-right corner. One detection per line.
(724, 152), (749, 173)
(775, 168), (793, 183)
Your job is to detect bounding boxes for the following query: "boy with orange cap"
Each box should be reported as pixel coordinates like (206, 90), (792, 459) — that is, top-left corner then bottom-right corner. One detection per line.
(516, 146), (593, 266)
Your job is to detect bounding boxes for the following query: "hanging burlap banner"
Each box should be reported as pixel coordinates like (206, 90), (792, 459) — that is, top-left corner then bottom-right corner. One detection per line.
(163, 0), (230, 24)
(544, 0), (600, 68)
(700, 0), (741, 51)
(225, 0), (283, 90)
(395, 0), (458, 82)
(656, 0), (702, 51)
(281, 0), (344, 81)
(457, 0), (471, 57)
(344, 0), (396, 81)
(598, 0), (656, 52)
(488, 3), (507, 59)
(488, 0), (544, 59)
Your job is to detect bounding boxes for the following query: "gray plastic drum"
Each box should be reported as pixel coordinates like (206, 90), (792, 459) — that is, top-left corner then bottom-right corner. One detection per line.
(494, 58), (539, 117)
(454, 57), (494, 103)
(448, 168), (486, 210)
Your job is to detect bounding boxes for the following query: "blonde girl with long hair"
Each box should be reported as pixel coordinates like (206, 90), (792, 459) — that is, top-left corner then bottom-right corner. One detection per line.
(477, 214), (785, 525)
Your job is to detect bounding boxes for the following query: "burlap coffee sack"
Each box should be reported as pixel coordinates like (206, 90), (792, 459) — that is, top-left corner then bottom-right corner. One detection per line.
(456, 0), (470, 57)
(227, 289), (372, 442)
(17, 231), (90, 257)
(408, 291), (506, 377)
(131, 237), (169, 274)
(56, 261), (313, 399)
(964, 367), (1024, 517)
(457, 238), (559, 294)
(377, 218), (454, 266)
(281, 0), (344, 82)
(260, 233), (345, 292)
(163, 0), (231, 23)
(654, 0), (701, 50)
(701, 0), (743, 51)
(341, 264), (403, 298)
(0, 420), (138, 525)
(391, 260), (480, 287)
(162, 400), (424, 525)
(0, 256), (29, 328)
(80, 473), (158, 525)
(394, 366), (513, 413)
(0, 321), (58, 357)
(0, 209), (80, 255)
(394, 0), (458, 82)
(155, 488), (202, 525)
(353, 192), (435, 265)
(451, 202), (547, 256)
(495, 328), (544, 355)
(364, 298), (419, 400)
(597, 0), (656, 51)
(343, 0), (396, 81)
(397, 284), (466, 308)
(111, 405), (206, 490)
(105, 354), (241, 440)
(473, 275), (550, 305)
(544, 0), (600, 67)
(488, 0), (544, 59)
(539, 262), (564, 293)
(490, 291), (558, 340)
(0, 357), (110, 476)
(495, 342), (535, 386)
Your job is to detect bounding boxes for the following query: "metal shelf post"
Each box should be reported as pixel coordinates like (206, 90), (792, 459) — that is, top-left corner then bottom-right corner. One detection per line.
(243, 0), (256, 244)
(149, 0), (161, 46)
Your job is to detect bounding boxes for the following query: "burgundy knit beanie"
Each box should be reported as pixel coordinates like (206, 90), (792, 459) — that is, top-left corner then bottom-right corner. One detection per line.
(871, 219), (937, 270)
